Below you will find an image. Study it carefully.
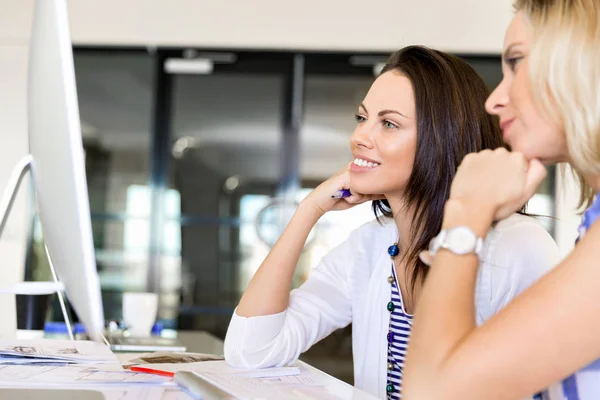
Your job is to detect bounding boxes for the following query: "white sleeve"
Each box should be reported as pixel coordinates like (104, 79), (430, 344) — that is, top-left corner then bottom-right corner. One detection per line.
(489, 219), (561, 314)
(223, 228), (360, 368)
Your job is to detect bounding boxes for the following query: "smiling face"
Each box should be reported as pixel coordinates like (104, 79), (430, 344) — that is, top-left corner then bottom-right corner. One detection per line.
(484, 11), (568, 164)
(350, 70), (418, 197)
(358, 45), (508, 300)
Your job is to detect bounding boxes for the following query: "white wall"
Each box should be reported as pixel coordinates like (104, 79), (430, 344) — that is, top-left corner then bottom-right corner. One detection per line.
(0, 0), (514, 51)
(66, 0), (513, 52)
(39, 0), (516, 53)
(0, 0), (514, 52)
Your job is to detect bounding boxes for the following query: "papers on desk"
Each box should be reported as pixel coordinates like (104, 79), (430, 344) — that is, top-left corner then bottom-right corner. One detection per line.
(130, 360), (305, 379)
(261, 370), (323, 387)
(132, 360), (327, 400)
(0, 339), (180, 399)
(0, 364), (171, 387)
(0, 339), (338, 400)
(0, 364), (182, 400)
(0, 339), (119, 365)
(127, 360), (326, 399)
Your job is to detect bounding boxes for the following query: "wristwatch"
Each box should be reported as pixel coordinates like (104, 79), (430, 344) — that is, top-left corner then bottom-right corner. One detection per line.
(428, 226), (484, 258)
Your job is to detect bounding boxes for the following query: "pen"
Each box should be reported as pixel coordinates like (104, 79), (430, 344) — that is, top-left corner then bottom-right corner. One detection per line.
(130, 365), (175, 377)
(331, 189), (351, 199)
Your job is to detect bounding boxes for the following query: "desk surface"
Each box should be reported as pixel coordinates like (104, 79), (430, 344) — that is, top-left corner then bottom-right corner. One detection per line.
(2, 331), (378, 400)
(180, 331), (379, 399)
(119, 330), (379, 400)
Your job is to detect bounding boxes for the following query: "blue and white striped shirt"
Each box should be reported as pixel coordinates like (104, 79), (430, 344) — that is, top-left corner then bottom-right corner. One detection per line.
(386, 264), (413, 399)
(542, 195), (600, 400)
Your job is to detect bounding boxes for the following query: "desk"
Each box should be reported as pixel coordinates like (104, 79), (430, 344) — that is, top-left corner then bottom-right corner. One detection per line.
(1, 331), (379, 400)
(177, 331), (378, 400)
(118, 330), (379, 400)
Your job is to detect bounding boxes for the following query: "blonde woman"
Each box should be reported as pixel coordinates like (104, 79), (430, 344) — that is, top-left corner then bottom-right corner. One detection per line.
(403, 1), (600, 399)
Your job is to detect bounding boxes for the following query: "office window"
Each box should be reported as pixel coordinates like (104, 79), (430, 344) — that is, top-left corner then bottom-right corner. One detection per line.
(165, 52), (290, 334)
(75, 50), (155, 318)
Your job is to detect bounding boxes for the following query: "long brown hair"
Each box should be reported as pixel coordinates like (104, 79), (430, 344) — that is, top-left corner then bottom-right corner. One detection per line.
(372, 46), (509, 295)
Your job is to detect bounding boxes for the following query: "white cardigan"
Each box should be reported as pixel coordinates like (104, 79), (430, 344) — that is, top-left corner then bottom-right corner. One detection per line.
(224, 214), (560, 398)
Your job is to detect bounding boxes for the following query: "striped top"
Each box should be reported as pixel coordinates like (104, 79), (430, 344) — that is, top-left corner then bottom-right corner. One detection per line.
(386, 264), (413, 399)
(543, 195), (600, 400)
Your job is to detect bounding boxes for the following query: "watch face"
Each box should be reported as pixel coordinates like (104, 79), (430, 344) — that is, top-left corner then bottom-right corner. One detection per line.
(446, 227), (477, 254)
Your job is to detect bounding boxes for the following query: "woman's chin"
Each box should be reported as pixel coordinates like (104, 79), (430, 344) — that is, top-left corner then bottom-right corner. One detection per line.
(510, 137), (566, 164)
(351, 185), (384, 196)
(519, 146), (562, 165)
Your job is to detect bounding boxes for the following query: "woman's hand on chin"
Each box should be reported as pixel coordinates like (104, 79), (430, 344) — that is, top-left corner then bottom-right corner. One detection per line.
(302, 163), (386, 217)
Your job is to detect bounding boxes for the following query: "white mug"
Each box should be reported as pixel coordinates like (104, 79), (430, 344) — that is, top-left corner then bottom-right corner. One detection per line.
(122, 292), (158, 337)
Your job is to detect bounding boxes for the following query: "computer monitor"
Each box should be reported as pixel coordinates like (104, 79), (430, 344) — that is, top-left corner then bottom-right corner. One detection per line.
(26, 0), (104, 341)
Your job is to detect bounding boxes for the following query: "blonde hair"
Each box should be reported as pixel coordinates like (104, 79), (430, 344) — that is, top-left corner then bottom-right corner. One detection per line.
(514, 0), (600, 208)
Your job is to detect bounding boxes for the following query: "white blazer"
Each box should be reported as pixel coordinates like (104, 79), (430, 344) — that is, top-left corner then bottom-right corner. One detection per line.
(224, 214), (560, 398)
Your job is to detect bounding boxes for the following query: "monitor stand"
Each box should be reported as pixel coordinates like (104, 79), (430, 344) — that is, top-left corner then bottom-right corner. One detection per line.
(0, 155), (75, 340)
